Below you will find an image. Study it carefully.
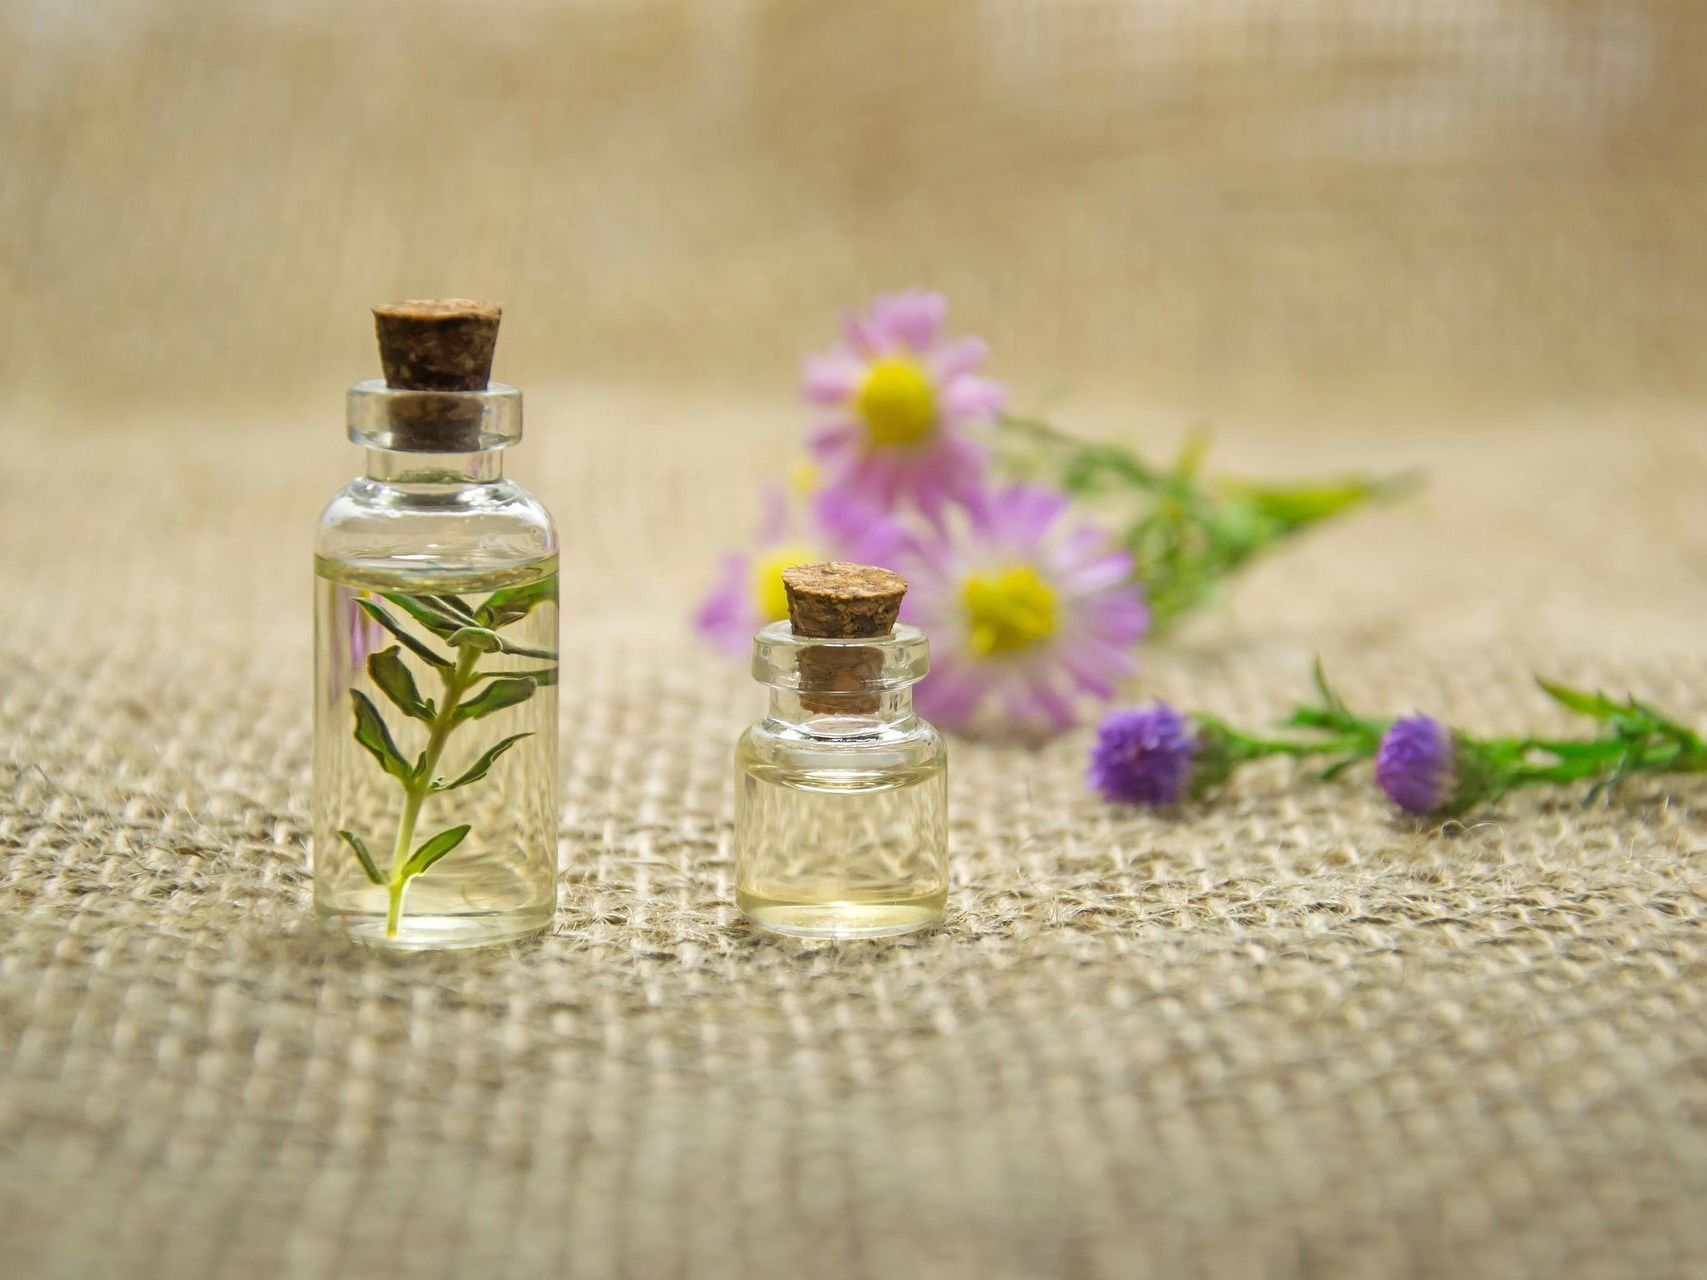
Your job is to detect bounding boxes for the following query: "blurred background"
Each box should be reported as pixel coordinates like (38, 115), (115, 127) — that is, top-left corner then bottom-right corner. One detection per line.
(4, 0), (1707, 659)
(6, 0), (1704, 422)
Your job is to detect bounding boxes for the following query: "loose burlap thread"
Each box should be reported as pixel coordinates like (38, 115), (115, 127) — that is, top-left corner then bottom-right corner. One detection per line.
(1, 393), (1705, 1279)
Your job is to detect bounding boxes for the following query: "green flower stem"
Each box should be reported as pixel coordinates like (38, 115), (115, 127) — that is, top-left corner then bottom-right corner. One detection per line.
(992, 414), (1413, 636)
(1230, 733), (1370, 761)
(384, 644), (481, 937)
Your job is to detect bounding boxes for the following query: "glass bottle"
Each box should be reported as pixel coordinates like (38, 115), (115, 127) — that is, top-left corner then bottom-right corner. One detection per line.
(313, 302), (558, 948)
(735, 618), (948, 938)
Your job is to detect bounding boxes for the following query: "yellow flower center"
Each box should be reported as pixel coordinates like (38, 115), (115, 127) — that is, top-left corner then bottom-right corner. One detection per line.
(961, 565), (1058, 656)
(753, 546), (817, 622)
(855, 357), (938, 448)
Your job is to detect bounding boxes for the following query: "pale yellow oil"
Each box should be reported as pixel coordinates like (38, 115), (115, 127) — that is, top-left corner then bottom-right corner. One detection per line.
(735, 749), (947, 939)
(313, 555), (558, 949)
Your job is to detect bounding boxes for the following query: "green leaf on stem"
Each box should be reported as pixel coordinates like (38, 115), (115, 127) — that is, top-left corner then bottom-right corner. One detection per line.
(433, 733), (532, 792)
(350, 691), (414, 784)
(1311, 657), (1346, 715)
(470, 665), (557, 688)
(355, 598), (452, 669)
(496, 638), (557, 660)
(480, 579), (556, 628)
(338, 830), (385, 885)
(403, 824), (470, 878)
(453, 677), (537, 724)
(380, 592), (467, 637)
(1535, 678), (1625, 721)
(367, 646), (433, 722)
(1317, 756), (1362, 782)
(447, 625), (503, 652)
(430, 594), (480, 625)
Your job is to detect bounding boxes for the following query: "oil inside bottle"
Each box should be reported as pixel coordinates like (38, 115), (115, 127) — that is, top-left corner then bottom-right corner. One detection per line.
(735, 747), (947, 939)
(313, 554), (558, 948)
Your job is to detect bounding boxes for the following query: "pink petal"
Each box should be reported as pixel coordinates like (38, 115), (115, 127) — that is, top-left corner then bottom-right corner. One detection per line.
(871, 290), (948, 352)
(940, 374), (1006, 424)
(808, 422), (860, 463)
(930, 335), (989, 381)
(1009, 675), (1078, 733)
(1054, 548), (1135, 595)
(802, 352), (864, 404)
(841, 310), (883, 357)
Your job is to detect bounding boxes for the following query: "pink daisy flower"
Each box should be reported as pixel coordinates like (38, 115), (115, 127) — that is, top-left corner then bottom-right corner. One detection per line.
(696, 485), (905, 657)
(898, 484), (1148, 737)
(802, 289), (1004, 516)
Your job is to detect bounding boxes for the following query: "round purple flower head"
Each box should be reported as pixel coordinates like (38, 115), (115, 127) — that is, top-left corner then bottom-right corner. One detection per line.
(1376, 715), (1458, 814)
(1088, 703), (1198, 806)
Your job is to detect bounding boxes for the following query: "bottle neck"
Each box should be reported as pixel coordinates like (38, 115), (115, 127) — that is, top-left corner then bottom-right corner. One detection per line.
(765, 686), (918, 732)
(364, 447), (505, 484)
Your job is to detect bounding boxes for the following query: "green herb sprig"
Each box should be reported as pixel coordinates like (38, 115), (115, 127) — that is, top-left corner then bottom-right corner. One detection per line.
(995, 415), (1416, 636)
(339, 578), (556, 938)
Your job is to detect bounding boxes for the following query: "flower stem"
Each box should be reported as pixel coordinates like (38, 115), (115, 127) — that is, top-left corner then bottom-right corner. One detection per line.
(383, 645), (480, 938)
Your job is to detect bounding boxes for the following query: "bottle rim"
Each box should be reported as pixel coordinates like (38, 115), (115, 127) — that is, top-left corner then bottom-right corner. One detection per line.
(347, 379), (522, 452)
(750, 620), (930, 692)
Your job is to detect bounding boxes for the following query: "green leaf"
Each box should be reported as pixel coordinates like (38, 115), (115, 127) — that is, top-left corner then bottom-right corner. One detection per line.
(496, 638), (557, 660)
(403, 824), (470, 878)
(1311, 658), (1347, 715)
(453, 677), (537, 724)
(1535, 678), (1625, 721)
(431, 594), (480, 624)
(447, 625), (502, 652)
(380, 592), (468, 637)
(470, 666), (557, 688)
(367, 646), (432, 722)
(355, 598), (452, 669)
(434, 733), (532, 791)
(480, 578), (556, 628)
(350, 691), (414, 784)
(338, 830), (385, 885)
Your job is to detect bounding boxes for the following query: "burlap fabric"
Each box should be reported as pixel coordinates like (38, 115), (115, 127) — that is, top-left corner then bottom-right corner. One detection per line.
(7, 2), (1707, 1276)
(2, 396), (1704, 1279)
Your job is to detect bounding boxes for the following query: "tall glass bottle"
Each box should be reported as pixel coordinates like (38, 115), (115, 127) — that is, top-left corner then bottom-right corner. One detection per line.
(735, 563), (948, 938)
(313, 301), (558, 948)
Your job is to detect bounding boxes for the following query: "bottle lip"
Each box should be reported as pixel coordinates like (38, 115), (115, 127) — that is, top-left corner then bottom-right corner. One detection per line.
(750, 620), (930, 691)
(347, 379), (522, 452)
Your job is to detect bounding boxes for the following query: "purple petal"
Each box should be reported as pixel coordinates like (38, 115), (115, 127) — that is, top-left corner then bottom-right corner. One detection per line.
(1054, 548), (1136, 595)
(695, 556), (758, 658)
(915, 664), (986, 730)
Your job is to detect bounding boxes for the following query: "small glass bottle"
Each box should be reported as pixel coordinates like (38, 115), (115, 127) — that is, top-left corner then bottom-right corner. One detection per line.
(735, 563), (948, 938)
(313, 300), (559, 948)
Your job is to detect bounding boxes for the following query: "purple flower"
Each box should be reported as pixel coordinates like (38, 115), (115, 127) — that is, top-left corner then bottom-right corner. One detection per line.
(803, 289), (1003, 516)
(1088, 704), (1198, 805)
(899, 483), (1148, 737)
(696, 485), (904, 657)
(1376, 715), (1458, 814)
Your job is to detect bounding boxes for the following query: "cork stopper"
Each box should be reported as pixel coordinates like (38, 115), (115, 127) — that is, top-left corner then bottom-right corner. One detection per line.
(783, 563), (907, 639)
(782, 563), (907, 714)
(371, 299), (502, 451)
(373, 299), (502, 391)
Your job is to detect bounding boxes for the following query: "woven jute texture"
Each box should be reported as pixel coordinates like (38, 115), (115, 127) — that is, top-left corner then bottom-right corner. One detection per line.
(2, 392), (1705, 1280)
(7, 1), (1707, 1274)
